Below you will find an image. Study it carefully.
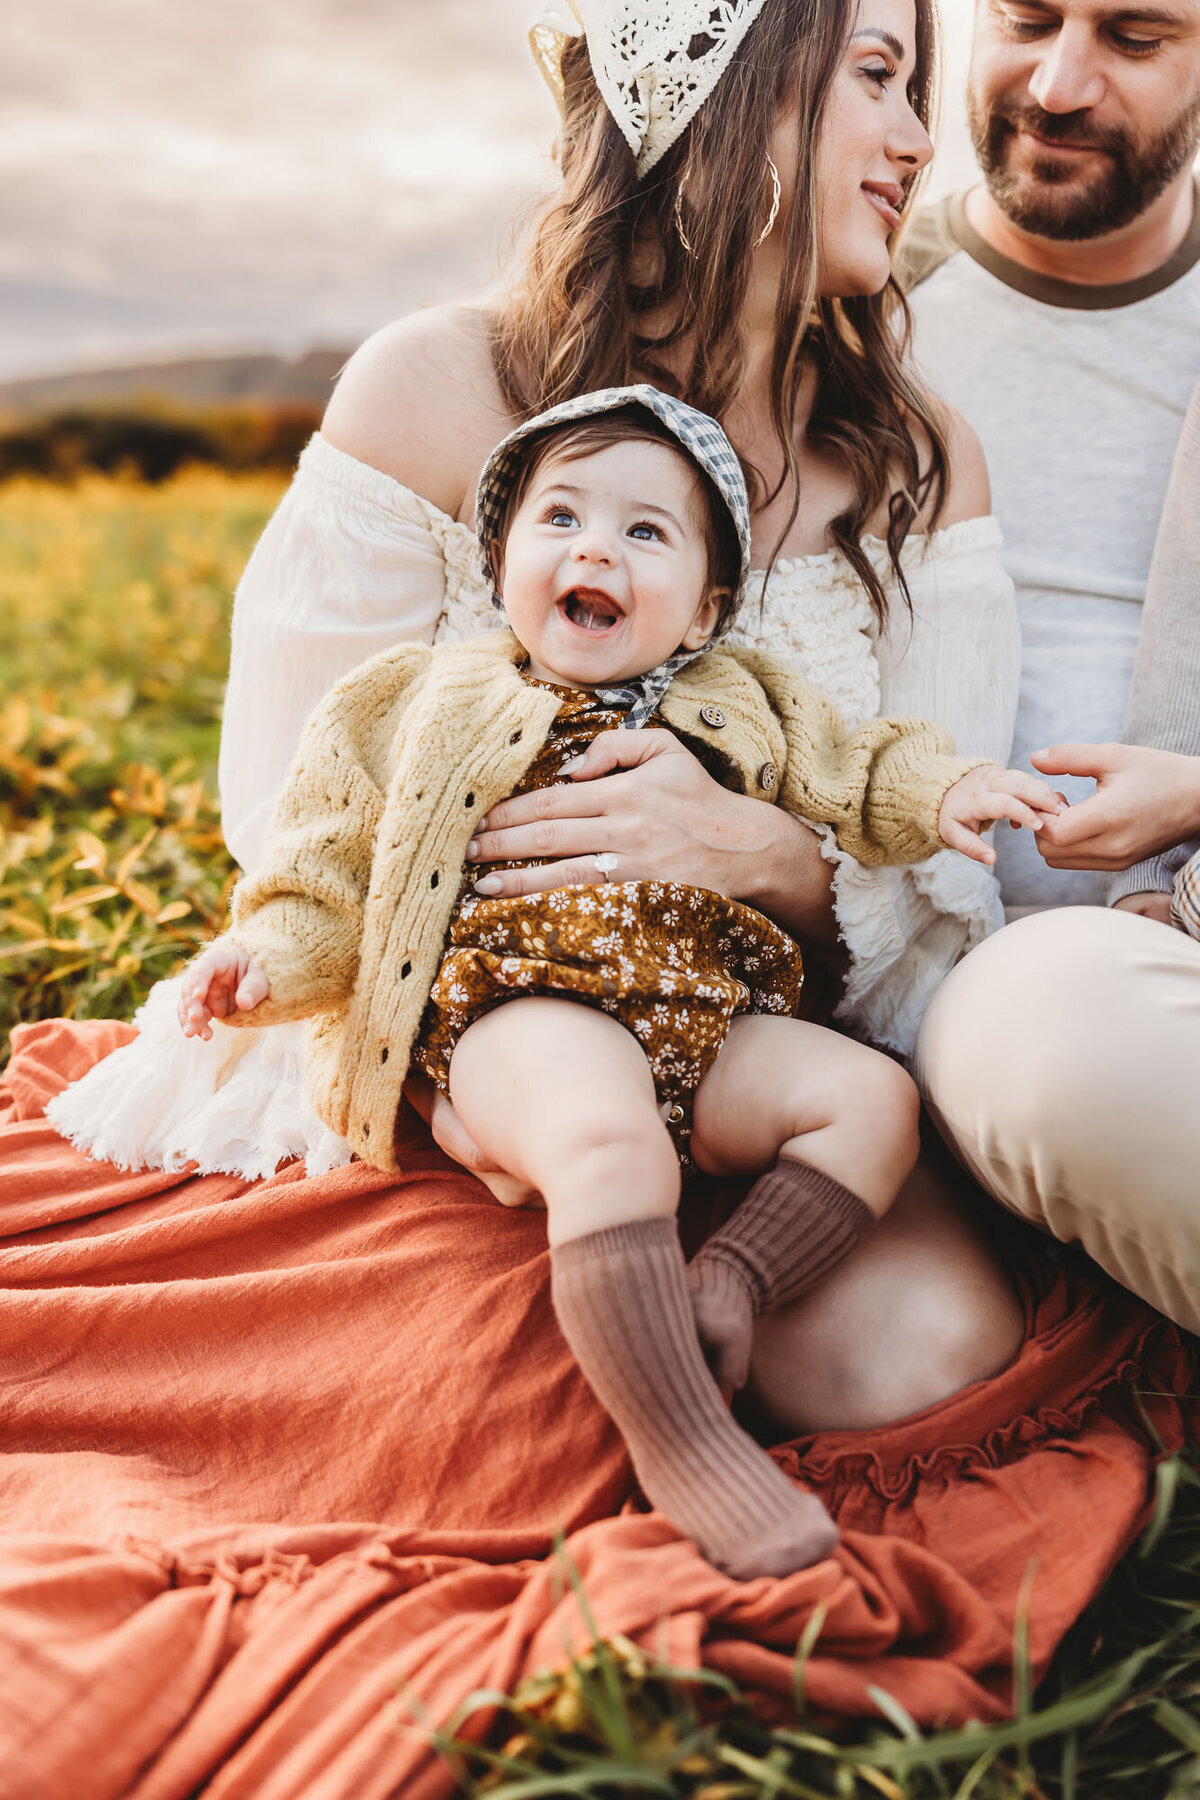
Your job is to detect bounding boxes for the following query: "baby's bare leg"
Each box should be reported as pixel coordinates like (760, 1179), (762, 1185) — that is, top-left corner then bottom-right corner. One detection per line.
(447, 997), (677, 1245)
(447, 998), (837, 1578)
(686, 1017), (921, 1391)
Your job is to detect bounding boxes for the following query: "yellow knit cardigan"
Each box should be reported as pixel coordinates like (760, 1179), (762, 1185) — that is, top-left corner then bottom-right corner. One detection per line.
(224, 629), (981, 1170)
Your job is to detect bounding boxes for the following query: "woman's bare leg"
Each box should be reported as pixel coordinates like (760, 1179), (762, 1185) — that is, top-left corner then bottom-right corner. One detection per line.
(745, 1145), (1025, 1437)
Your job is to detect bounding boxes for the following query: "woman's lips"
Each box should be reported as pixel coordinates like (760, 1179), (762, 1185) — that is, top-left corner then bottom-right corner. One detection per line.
(861, 181), (904, 231)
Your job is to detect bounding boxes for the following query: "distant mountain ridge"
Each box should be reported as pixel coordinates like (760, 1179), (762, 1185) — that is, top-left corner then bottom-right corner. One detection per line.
(0, 348), (353, 418)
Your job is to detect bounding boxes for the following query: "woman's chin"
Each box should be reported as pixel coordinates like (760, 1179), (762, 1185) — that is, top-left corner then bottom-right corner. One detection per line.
(817, 250), (894, 301)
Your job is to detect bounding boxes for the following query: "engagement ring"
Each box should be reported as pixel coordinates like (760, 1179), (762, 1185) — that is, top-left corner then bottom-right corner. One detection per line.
(593, 853), (619, 883)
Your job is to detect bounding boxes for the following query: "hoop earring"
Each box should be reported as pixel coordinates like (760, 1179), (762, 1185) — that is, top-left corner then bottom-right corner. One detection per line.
(756, 154), (781, 248)
(674, 153), (781, 258)
(674, 171), (696, 257)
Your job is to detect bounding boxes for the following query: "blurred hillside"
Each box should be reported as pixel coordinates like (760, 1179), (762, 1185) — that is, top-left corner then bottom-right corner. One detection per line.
(0, 349), (353, 483)
(0, 347), (348, 419)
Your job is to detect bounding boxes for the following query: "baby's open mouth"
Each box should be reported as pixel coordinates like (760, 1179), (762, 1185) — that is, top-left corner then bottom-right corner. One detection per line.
(559, 588), (624, 632)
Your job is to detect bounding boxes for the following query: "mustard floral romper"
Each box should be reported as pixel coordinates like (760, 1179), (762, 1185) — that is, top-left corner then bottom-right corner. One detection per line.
(415, 680), (805, 1157)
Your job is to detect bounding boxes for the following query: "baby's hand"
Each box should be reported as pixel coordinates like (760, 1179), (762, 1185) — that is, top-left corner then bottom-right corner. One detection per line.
(178, 941), (270, 1040)
(939, 766), (1064, 867)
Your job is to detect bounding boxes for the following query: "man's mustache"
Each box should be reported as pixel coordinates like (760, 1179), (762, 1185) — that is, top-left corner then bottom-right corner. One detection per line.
(993, 103), (1124, 156)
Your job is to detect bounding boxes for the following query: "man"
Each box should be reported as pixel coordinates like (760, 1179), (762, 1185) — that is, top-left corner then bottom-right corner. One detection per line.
(902, 2), (1200, 1330)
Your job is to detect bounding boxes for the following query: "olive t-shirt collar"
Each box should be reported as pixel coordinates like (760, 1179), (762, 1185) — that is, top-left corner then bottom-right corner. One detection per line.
(946, 177), (1200, 311)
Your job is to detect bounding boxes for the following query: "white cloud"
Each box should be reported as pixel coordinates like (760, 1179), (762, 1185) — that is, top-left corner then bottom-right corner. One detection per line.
(0, 0), (978, 378)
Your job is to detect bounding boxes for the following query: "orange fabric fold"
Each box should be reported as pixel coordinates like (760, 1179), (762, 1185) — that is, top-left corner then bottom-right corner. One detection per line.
(0, 1017), (1193, 1800)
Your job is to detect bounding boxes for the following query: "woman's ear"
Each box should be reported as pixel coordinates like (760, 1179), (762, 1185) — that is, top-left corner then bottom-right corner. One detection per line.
(681, 587), (729, 650)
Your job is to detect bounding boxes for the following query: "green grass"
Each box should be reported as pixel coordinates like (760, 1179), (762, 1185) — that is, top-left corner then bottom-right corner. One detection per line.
(435, 1453), (1200, 1798)
(0, 469), (284, 1054)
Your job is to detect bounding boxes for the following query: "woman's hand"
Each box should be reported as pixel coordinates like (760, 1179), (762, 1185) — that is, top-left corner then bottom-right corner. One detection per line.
(404, 1076), (545, 1209)
(178, 941), (269, 1039)
(938, 765), (1063, 866)
(1030, 744), (1200, 871)
(465, 729), (839, 944)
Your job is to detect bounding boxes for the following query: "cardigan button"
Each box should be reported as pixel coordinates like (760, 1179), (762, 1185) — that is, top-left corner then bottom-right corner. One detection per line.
(757, 761), (779, 791)
(698, 704), (726, 729)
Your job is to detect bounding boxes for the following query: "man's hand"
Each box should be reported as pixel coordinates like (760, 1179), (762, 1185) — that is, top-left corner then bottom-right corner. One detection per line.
(938, 765), (1063, 866)
(1030, 744), (1200, 871)
(1113, 890), (1174, 926)
(178, 941), (270, 1039)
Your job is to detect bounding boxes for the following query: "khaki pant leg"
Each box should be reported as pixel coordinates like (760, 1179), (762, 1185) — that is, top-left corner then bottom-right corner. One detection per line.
(913, 906), (1200, 1332)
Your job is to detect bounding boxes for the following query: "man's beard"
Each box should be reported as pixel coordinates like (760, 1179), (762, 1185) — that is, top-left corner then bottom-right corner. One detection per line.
(969, 90), (1200, 241)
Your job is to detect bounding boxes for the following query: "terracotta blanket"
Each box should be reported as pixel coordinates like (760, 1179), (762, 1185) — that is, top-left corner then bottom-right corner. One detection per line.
(0, 1017), (1193, 1799)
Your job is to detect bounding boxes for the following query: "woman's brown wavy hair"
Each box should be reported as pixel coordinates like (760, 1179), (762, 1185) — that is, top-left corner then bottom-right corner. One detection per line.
(491, 0), (947, 625)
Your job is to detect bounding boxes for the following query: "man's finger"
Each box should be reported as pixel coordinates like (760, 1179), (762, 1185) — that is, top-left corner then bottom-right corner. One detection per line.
(1030, 743), (1123, 780)
(1033, 797), (1118, 849)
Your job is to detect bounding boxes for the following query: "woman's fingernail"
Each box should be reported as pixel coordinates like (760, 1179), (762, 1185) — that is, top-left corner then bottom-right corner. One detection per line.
(474, 875), (502, 896)
(560, 755), (584, 773)
(466, 839), (479, 859)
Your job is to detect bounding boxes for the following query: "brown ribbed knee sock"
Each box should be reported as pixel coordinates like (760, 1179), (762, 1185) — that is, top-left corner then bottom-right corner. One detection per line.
(550, 1217), (838, 1580)
(687, 1159), (875, 1391)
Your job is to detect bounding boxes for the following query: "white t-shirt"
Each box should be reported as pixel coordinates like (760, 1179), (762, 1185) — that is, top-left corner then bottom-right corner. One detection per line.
(904, 185), (1200, 913)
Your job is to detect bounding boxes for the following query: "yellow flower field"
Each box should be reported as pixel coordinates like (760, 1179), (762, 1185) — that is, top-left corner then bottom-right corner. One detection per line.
(0, 468), (286, 1058)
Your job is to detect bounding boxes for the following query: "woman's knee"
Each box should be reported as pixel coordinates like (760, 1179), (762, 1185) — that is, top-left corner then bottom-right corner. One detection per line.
(744, 1161), (1023, 1435)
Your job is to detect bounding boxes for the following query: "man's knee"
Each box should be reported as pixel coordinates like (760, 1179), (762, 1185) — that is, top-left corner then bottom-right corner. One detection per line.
(916, 906), (1197, 1141)
(914, 908), (1200, 1312)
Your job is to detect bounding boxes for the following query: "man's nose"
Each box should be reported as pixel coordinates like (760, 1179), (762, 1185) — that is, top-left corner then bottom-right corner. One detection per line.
(1027, 23), (1106, 115)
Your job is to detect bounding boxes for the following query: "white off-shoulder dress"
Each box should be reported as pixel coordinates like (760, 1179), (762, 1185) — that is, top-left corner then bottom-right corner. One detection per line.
(48, 434), (1021, 1179)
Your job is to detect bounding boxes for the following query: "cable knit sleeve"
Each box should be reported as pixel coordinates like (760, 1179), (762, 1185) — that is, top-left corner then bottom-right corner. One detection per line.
(224, 646), (426, 1025)
(219, 433), (489, 877)
(823, 520), (1020, 1055)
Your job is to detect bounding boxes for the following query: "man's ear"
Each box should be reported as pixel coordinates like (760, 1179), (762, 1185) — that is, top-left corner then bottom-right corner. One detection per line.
(681, 587), (729, 650)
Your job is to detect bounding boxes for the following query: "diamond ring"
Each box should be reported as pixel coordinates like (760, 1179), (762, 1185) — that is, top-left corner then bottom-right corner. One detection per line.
(592, 853), (619, 883)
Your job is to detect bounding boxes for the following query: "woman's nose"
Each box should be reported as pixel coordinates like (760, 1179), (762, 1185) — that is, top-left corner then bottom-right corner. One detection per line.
(889, 103), (933, 174)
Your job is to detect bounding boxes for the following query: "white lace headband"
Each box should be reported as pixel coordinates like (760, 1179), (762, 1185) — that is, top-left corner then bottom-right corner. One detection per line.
(530, 0), (772, 178)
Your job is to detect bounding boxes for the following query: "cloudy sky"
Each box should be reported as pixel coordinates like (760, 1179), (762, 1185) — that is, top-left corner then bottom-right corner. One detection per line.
(0, 0), (976, 380)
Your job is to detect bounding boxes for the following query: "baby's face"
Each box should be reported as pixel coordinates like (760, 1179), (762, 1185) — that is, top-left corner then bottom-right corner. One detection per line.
(495, 439), (724, 688)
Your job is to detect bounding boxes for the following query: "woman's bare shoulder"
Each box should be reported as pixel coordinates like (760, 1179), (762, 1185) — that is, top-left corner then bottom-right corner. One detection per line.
(920, 404), (992, 530)
(321, 304), (518, 521)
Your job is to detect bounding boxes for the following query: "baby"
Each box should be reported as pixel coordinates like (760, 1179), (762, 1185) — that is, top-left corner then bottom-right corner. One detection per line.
(180, 386), (1060, 1580)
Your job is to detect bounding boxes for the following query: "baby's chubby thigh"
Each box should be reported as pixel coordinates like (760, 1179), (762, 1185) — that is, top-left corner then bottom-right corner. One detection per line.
(689, 1016), (921, 1217)
(446, 997), (680, 1246)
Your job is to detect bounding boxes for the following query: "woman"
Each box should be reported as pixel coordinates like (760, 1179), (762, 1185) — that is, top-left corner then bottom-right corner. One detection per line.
(3, 7), (1192, 1789)
(216, 0), (1025, 1431)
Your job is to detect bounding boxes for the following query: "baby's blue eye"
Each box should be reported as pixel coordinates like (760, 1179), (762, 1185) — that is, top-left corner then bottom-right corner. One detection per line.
(547, 507), (576, 527)
(629, 523), (661, 541)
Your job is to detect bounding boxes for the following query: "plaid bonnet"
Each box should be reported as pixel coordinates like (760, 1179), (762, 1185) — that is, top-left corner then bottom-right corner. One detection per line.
(474, 384), (752, 632)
